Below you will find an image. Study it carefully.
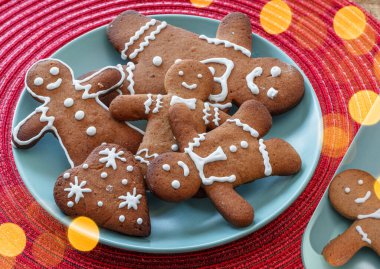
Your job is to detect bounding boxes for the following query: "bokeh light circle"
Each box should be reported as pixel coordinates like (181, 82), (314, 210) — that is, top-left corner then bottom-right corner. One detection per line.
(260, 0), (292, 35)
(348, 90), (378, 124)
(68, 217), (99, 252)
(343, 24), (376, 55)
(333, 6), (366, 40)
(0, 256), (15, 269)
(0, 223), (26, 257)
(190, 0), (213, 8)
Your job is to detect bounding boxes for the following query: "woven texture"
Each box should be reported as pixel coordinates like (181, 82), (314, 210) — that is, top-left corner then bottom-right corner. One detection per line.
(1, 0), (379, 268)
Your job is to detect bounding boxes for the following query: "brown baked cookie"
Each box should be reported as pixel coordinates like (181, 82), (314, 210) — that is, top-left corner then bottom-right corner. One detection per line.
(323, 169), (380, 266)
(54, 143), (150, 237)
(146, 100), (301, 227)
(107, 10), (304, 114)
(12, 58), (143, 167)
(110, 60), (230, 173)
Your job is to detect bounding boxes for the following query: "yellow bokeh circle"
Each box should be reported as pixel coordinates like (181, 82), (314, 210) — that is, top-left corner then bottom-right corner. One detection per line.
(190, 0), (213, 8)
(68, 217), (99, 252)
(333, 6), (366, 40)
(374, 178), (380, 200)
(348, 90), (378, 125)
(0, 223), (26, 257)
(260, 0), (292, 35)
(322, 126), (350, 158)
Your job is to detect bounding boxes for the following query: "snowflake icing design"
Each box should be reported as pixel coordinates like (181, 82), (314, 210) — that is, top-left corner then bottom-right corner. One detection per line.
(64, 176), (92, 204)
(118, 187), (142, 210)
(99, 147), (126, 170)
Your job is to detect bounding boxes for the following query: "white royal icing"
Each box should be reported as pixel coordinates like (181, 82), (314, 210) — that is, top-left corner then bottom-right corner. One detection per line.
(202, 102), (211, 124)
(106, 185), (113, 192)
(34, 77), (44, 86)
(50, 67), (59, 75)
(178, 70), (184, 76)
(171, 180), (181, 189)
(212, 107), (220, 126)
(135, 148), (159, 165)
(64, 98), (74, 107)
(97, 201), (103, 207)
(356, 225), (371, 244)
(63, 172), (70, 179)
(227, 119), (259, 137)
(197, 74), (202, 78)
(267, 87), (278, 99)
(67, 201), (74, 207)
(344, 187), (351, 194)
(129, 21), (168, 59)
(121, 19), (157, 60)
(240, 141), (248, 148)
(171, 144), (179, 152)
(137, 218), (143, 225)
(122, 179), (128, 185)
(199, 35), (251, 57)
(152, 56), (162, 66)
(246, 67), (263, 95)
(200, 58), (234, 103)
(259, 139), (272, 176)
(229, 145), (237, 153)
(355, 191), (371, 204)
(126, 165), (134, 172)
(99, 147), (126, 170)
(100, 172), (108, 179)
(144, 94), (153, 114)
(177, 161), (189, 176)
(125, 62), (136, 95)
(162, 164), (171, 171)
(186, 133), (206, 151)
(82, 163), (88, 169)
(170, 96), (196, 110)
(175, 59), (182, 64)
(152, 94), (163, 113)
(118, 187), (142, 210)
(358, 179), (364, 185)
(46, 78), (62, 90)
(181, 82), (197, 90)
(119, 215), (125, 222)
(86, 126), (96, 136)
(270, 66), (281, 77)
(185, 145), (236, 185)
(208, 102), (232, 110)
(208, 66), (215, 76)
(64, 176), (92, 204)
(74, 110), (85, 120)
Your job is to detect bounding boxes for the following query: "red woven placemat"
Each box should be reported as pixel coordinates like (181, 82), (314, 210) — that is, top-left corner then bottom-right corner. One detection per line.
(1, 0), (379, 268)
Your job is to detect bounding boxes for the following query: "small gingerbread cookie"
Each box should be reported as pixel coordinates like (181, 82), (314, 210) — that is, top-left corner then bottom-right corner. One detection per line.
(323, 169), (380, 266)
(110, 60), (230, 173)
(54, 143), (150, 237)
(12, 58), (143, 167)
(107, 10), (304, 114)
(147, 100), (301, 227)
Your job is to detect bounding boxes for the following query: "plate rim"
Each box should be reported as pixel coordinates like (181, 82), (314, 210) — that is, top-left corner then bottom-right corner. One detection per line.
(12, 13), (323, 253)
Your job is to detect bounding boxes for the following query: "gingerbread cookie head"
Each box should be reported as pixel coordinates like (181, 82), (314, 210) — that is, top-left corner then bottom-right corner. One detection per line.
(26, 59), (73, 98)
(54, 143), (150, 237)
(164, 59), (214, 100)
(329, 169), (380, 219)
(147, 152), (201, 202)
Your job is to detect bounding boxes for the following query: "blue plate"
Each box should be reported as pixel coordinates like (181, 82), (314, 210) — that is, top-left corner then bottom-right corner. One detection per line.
(12, 14), (322, 253)
(302, 100), (380, 268)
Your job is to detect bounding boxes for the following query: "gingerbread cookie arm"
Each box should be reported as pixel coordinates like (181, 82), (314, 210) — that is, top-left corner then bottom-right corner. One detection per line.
(12, 110), (52, 148)
(216, 12), (252, 52)
(169, 104), (199, 151)
(204, 183), (253, 227)
(323, 221), (368, 267)
(110, 94), (161, 121)
(204, 102), (230, 130)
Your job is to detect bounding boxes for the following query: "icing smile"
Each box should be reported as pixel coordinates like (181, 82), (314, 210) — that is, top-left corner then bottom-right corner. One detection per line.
(46, 78), (62, 90)
(181, 82), (197, 90)
(355, 191), (371, 204)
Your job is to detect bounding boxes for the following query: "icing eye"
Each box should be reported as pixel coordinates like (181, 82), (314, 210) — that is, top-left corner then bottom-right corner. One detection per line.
(34, 77), (44, 86)
(197, 74), (203, 78)
(178, 70), (184, 76)
(358, 179), (364, 185)
(50, 67), (60, 75)
(344, 187), (351, 194)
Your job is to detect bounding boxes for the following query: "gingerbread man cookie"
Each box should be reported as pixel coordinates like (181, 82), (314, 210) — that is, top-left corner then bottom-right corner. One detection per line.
(107, 11), (304, 114)
(54, 143), (150, 236)
(12, 59), (143, 167)
(323, 169), (380, 266)
(146, 100), (301, 227)
(110, 60), (230, 172)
